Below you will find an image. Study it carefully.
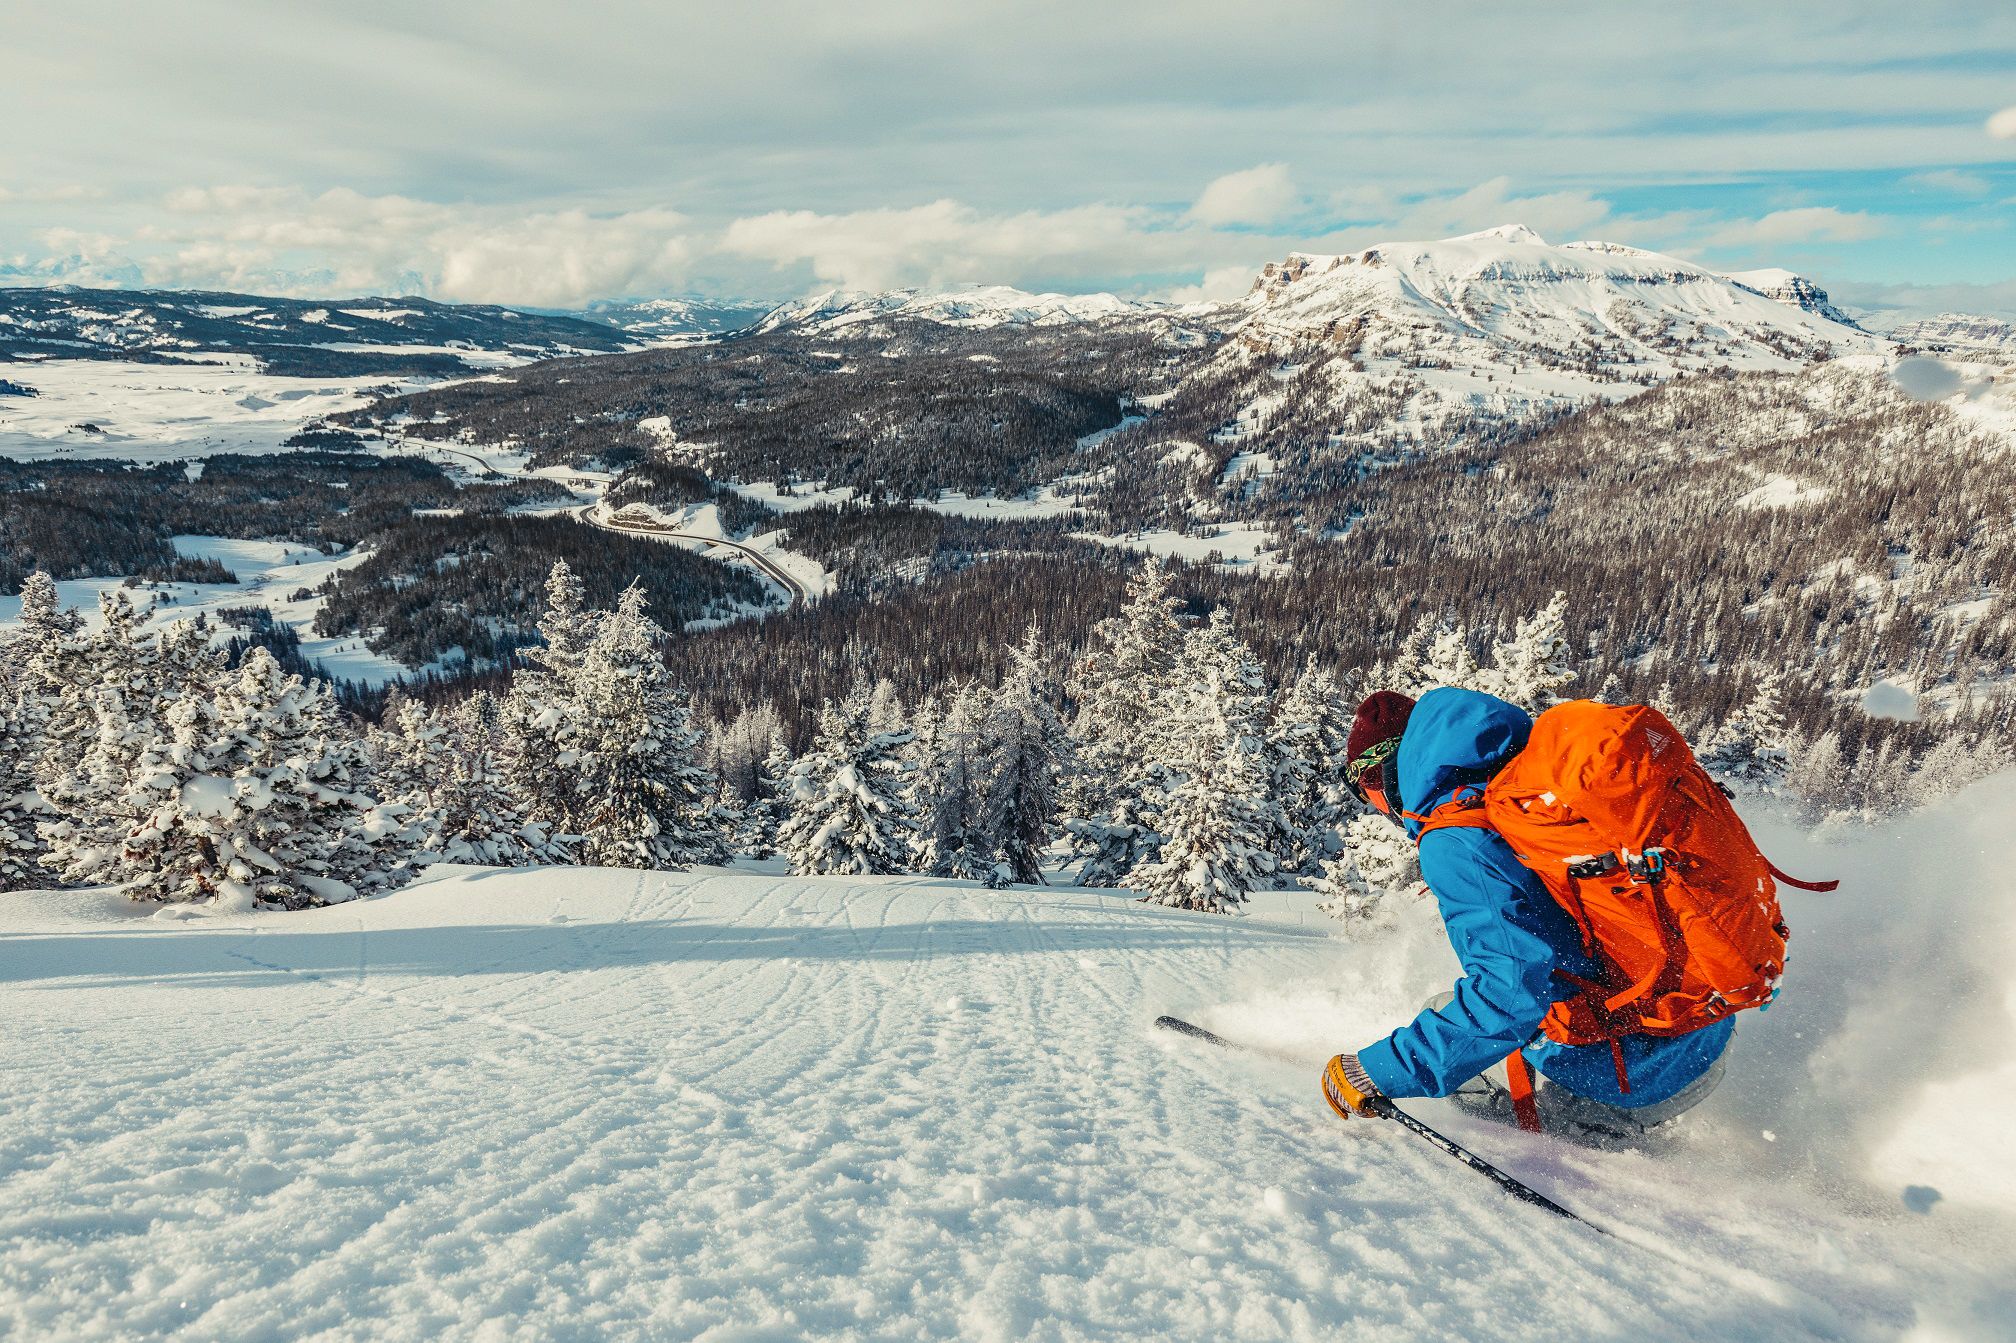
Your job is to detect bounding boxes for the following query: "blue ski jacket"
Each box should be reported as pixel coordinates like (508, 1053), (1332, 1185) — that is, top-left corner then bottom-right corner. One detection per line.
(1353, 687), (1733, 1108)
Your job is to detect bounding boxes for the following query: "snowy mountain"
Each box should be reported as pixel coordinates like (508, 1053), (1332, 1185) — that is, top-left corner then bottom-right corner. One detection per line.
(754, 284), (1165, 335)
(0, 286), (633, 373)
(572, 296), (774, 340)
(1229, 225), (1876, 372)
(1723, 268), (1862, 328)
(1885, 312), (2016, 351)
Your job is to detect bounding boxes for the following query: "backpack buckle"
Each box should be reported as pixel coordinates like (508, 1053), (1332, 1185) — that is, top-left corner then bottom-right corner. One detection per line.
(1565, 852), (1615, 880)
(1625, 847), (1670, 883)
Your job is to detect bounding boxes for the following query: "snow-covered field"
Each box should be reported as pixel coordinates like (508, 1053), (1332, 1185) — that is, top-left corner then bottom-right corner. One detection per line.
(0, 536), (412, 686)
(3, 781), (2011, 1341)
(0, 356), (523, 462)
(1079, 522), (1285, 574)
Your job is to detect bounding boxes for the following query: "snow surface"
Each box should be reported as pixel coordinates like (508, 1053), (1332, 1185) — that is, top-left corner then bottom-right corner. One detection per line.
(755, 286), (1153, 336)
(1079, 523), (1285, 574)
(11, 781), (2007, 1339)
(0, 356), (516, 462)
(0, 536), (412, 686)
(1736, 473), (1833, 511)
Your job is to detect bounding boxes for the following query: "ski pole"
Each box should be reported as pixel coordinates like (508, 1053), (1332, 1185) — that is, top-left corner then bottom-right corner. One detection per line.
(1154, 1015), (1602, 1232)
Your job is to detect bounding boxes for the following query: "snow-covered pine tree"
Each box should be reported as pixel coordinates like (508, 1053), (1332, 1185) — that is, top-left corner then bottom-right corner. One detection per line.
(1702, 667), (1791, 794)
(919, 682), (995, 880)
(119, 648), (411, 907)
(36, 595), (220, 887)
(778, 685), (917, 876)
(714, 701), (787, 805)
(437, 690), (571, 865)
(1417, 620), (1489, 694)
(365, 693), (448, 850)
(1486, 591), (1576, 711)
(0, 573), (78, 889)
(1061, 558), (1185, 880)
(1128, 729), (1276, 914)
(504, 560), (604, 838)
(734, 730), (791, 859)
(1314, 810), (1421, 930)
(1126, 610), (1278, 913)
(0, 694), (56, 890)
(568, 586), (724, 869)
(1264, 658), (1352, 875)
(1784, 727), (1843, 821)
(866, 677), (906, 736)
(980, 629), (1066, 887)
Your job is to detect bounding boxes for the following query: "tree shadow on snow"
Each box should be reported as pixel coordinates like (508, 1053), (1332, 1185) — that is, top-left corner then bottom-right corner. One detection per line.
(0, 913), (1321, 992)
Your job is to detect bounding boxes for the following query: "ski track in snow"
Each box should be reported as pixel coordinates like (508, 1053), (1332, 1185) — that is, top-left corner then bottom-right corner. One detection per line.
(2, 814), (2013, 1341)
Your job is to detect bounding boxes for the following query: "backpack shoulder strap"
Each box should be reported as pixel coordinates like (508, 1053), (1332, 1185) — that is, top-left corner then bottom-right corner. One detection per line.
(1407, 787), (1492, 846)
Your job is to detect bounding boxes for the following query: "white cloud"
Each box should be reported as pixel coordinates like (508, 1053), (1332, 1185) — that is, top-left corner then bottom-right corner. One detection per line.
(1988, 105), (2016, 139)
(1703, 206), (1887, 247)
(719, 199), (1213, 293)
(113, 187), (697, 307)
(1903, 169), (1990, 196)
(1189, 164), (1298, 227)
(1160, 265), (1263, 304)
(1382, 176), (1612, 244)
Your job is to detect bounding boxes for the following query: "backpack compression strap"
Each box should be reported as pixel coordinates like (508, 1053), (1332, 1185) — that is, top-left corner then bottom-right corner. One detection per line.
(1764, 857), (1839, 892)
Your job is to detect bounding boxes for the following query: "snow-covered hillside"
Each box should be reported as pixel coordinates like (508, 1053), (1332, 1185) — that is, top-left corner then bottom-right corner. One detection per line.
(1230, 225), (1877, 377)
(1887, 312), (2016, 351)
(3, 778), (2011, 1341)
(0, 356), (494, 462)
(755, 284), (1170, 336)
(574, 296), (774, 341)
(0, 287), (632, 366)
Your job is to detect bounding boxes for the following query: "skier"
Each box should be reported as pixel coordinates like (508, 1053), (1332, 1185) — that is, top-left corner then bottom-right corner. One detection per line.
(1318, 688), (1735, 1139)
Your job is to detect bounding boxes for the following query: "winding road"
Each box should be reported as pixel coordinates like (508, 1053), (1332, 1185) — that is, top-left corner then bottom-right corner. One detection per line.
(578, 505), (809, 609)
(389, 435), (809, 609)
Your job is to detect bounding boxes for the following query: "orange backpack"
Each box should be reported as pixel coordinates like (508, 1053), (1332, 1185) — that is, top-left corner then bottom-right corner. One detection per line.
(1415, 700), (1834, 1127)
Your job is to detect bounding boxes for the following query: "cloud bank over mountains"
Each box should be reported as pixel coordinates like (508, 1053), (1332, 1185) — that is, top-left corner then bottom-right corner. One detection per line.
(2, 2), (2012, 310)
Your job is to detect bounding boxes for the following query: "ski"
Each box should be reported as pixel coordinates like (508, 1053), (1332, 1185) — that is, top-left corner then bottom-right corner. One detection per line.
(1153, 1014), (1603, 1231)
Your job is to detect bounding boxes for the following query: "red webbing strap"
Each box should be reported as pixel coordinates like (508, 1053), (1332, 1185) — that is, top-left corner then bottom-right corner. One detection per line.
(1765, 855), (1839, 892)
(1504, 1049), (1542, 1133)
(1609, 1039), (1631, 1096)
(1408, 790), (1490, 842)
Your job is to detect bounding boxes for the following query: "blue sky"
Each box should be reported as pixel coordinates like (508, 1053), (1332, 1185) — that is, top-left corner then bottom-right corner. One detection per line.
(3, 1), (2013, 316)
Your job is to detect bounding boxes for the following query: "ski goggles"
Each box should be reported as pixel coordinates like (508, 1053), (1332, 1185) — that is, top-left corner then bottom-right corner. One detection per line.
(1345, 736), (1402, 815)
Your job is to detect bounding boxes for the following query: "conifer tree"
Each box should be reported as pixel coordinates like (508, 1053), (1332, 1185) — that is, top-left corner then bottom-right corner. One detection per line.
(36, 594), (216, 886)
(734, 732), (790, 859)
(779, 686), (917, 876)
(1264, 658), (1352, 874)
(981, 630), (1066, 886)
(1126, 611), (1278, 912)
(920, 682), (995, 880)
(1703, 667), (1791, 793)
(120, 649), (411, 907)
(1062, 559), (1185, 883)
(0, 573), (76, 889)
(1486, 591), (1576, 710)
(569, 586), (723, 869)
(439, 691), (571, 865)
(1314, 811), (1420, 929)
(504, 561), (603, 839)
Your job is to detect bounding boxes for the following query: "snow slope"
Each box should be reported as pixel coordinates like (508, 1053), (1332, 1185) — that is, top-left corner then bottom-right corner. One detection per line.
(755, 285), (1161, 336)
(3, 778), (2012, 1340)
(0, 536), (414, 686)
(1233, 226), (1878, 375)
(0, 355), (529, 462)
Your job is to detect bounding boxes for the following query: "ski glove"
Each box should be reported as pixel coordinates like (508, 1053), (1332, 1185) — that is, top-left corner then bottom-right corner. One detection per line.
(1322, 1053), (1386, 1119)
